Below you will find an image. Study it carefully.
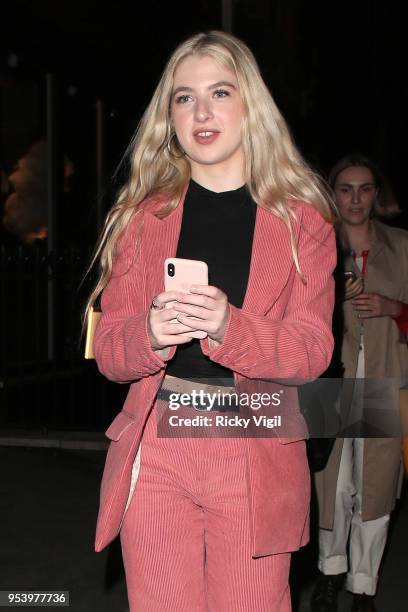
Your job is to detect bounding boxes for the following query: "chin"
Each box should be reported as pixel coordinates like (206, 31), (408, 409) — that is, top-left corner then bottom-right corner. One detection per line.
(346, 218), (369, 226)
(187, 155), (224, 167)
(189, 151), (240, 168)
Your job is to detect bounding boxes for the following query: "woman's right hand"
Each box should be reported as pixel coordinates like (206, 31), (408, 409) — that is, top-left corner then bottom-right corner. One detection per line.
(147, 291), (198, 351)
(344, 277), (364, 300)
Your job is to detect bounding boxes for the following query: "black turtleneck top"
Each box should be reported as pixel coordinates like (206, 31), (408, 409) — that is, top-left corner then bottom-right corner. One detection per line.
(165, 179), (256, 382)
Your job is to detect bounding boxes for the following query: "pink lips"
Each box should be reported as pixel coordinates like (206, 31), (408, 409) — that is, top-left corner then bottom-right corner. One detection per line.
(193, 129), (220, 145)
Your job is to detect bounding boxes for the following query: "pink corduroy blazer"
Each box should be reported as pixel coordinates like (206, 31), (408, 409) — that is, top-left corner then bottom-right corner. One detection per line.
(93, 187), (336, 556)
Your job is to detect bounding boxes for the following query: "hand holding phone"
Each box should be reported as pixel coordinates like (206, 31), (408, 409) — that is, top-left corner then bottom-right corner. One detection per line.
(172, 284), (230, 346)
(164, 258), (209, 339)
(344, 271), (357, 282)
(344, 270), (364, 300)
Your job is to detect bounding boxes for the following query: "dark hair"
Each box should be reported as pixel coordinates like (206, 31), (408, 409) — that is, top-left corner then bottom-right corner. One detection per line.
(328, 153), (400, 219)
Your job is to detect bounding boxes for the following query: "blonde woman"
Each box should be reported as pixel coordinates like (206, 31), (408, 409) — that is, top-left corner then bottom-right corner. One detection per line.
(89, 31), (336, 611)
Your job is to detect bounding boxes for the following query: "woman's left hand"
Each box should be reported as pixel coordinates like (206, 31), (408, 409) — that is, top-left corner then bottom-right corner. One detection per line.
(172, 285), (230, 345)
(352, 292), (403, 319)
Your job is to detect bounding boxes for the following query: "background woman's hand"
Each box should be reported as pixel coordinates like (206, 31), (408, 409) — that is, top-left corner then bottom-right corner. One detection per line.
(345, 277), (364, 300)
(351, 292), (403, 319)
(172, 285), (230, 345)
(147, 291), (198, 351)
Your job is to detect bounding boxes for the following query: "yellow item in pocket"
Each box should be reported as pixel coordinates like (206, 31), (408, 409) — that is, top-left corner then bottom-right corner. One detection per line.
(84, 306), (102, 359)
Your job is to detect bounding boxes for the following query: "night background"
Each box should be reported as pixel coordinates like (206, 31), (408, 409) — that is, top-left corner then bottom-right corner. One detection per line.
(0, 1), (407, 610)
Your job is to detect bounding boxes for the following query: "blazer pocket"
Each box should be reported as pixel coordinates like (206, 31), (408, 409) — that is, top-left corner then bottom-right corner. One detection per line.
(105, 411), (137, 441)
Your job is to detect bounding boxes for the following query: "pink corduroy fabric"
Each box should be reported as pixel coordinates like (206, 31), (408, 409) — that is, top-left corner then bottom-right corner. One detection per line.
(120, 406), (292, 611)
(93, 189), (336, 556)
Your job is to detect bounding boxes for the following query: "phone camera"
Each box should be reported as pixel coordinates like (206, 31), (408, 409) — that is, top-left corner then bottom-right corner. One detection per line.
(168, 263), (175, 277)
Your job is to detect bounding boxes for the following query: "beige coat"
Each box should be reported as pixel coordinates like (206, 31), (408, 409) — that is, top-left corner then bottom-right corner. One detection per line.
(315, 220), (408, 528)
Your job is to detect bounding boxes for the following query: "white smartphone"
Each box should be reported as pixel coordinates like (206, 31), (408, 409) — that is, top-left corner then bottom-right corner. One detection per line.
(164, 257), (208, 339)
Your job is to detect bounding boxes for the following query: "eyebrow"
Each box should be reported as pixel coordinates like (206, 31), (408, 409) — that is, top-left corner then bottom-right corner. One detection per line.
(172, 80), (237, 96)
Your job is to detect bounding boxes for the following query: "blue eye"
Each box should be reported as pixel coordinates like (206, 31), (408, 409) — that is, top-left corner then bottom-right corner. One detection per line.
(175, 94), (192, 104)
(214, 89), (229, 98)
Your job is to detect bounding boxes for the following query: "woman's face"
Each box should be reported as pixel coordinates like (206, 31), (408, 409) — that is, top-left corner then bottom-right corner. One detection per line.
(334, 165), (377, 227)
(170, 54), (245, 179)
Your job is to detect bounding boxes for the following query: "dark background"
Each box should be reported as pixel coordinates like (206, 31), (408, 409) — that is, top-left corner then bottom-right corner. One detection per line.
(3, 1), (407, 181)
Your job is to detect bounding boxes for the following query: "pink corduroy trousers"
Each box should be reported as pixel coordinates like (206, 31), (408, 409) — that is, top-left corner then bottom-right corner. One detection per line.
(120, 403), (292, 612)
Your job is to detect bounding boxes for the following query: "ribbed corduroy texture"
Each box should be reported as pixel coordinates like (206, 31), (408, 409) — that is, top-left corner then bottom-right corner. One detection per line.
(120, 407), (292, 611)
(94, 189), (336, 555)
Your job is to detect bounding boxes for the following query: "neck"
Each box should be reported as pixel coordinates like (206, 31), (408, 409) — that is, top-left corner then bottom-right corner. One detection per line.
(343, 220), (371, 254)
(190, 155), (245, 193)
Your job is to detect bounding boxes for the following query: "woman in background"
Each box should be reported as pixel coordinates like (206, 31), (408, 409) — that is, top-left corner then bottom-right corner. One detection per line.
(312, 153), (408, 612)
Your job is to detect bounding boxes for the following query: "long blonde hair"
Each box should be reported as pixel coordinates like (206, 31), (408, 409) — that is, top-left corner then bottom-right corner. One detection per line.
(85, 30), (334, 319)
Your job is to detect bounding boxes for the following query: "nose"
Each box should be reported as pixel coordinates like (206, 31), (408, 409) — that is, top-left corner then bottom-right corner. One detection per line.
(194, 98), (213, 122)
(352, 188), (360, 204)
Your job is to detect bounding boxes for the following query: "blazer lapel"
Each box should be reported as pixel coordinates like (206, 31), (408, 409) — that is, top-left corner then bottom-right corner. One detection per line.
(142, 188), (301, 316)
(243, 205), (303, 314)
(142, 189), (186, 299)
